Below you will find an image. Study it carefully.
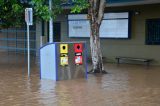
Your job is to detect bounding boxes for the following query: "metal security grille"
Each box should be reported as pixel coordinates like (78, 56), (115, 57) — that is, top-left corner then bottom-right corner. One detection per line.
(0, 27), (36, 54)
(146, 19), (160, 45)
(0, 27), (36, 65)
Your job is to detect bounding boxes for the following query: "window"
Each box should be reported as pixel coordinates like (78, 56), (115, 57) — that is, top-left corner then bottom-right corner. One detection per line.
(146, 19), (160, 45)
(68, 12), (131, 39)
(100, 12), (130, 38)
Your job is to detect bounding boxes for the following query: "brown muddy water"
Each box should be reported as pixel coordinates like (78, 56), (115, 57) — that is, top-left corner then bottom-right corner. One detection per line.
(0, 53), (160, 106)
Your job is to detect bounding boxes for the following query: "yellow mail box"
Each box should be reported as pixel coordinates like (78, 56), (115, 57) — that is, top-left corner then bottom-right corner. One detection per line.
(60, 57), (68, 66)
(60, 44), (68, 54)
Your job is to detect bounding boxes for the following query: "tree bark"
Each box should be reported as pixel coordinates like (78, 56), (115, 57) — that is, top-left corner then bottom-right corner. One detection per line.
(88, 0), (107, 73)
(90, 23), (104, 73)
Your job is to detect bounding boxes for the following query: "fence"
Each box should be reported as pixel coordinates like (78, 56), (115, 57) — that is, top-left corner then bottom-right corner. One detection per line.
(0, 27), (36, 65)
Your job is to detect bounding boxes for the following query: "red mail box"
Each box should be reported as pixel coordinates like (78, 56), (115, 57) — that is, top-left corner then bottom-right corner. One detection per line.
(74, 43), (83, 53)
(75, 56), (83, 65)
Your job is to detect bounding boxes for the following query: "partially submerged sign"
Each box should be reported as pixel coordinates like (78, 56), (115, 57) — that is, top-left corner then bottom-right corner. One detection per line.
(25, 8), (33, 25)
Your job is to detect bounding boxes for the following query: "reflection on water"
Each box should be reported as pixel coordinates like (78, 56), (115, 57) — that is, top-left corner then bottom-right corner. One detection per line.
(0, 53), (160, 106)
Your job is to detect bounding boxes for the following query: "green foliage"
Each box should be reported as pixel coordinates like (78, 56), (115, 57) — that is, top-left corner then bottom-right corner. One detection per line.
(30, 0), (51, 21)
(0, 0), (24, 28)
(52, 0), (63, 19)
(0, 0), (89, 28)
(71, 0), (89, 13)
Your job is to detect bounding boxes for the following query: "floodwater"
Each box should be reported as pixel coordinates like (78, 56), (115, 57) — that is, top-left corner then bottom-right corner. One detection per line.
(0, 53), (160, 106)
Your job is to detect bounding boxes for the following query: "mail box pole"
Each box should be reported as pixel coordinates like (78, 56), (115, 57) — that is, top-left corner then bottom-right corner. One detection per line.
(25, 8), (33, 78)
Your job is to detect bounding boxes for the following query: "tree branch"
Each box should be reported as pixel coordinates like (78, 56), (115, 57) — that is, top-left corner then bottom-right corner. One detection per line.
(97, 0), (105, 25)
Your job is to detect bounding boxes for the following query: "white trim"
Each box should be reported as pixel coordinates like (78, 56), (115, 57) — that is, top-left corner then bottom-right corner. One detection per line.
(107, 0), (160, 7)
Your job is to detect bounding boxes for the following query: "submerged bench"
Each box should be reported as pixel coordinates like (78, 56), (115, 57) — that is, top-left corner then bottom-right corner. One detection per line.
(115, 56), (153, 66)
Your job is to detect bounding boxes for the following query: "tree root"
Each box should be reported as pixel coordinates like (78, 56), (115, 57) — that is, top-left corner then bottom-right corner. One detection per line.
(87, 69), (108, 74)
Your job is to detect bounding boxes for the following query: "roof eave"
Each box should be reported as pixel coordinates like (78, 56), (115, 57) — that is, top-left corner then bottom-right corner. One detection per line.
(106, 0), (160, 7)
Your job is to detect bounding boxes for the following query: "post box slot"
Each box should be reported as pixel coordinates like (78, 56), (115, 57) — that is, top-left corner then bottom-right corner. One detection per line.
(77, 45), (80, 49)
(74, 43), (83, 53)
(60, 44), (68, 54)
(63, 46), (66, 50)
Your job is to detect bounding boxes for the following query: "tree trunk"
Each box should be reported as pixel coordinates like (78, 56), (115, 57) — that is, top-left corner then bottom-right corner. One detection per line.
(88, 0), (107, 73)
(90, 23), (104, 73)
